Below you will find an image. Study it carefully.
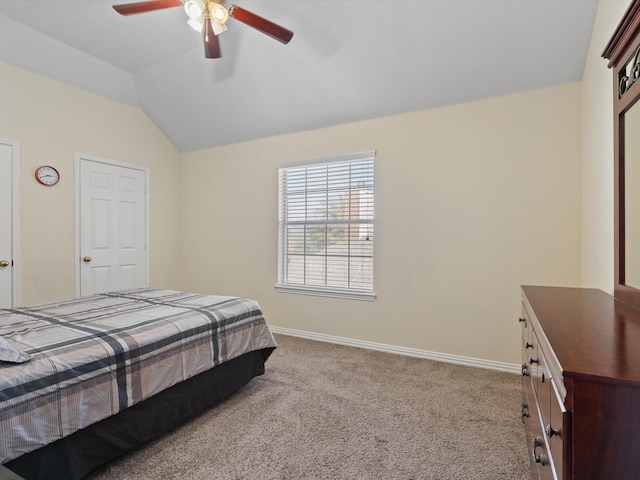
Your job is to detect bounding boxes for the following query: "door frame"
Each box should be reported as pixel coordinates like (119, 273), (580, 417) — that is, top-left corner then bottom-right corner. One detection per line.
(74, 153), (150, 297)
(0, 138), (20, 307)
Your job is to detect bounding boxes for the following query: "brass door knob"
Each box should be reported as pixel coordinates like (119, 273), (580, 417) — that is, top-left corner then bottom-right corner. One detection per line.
(0, 260), (9, 267)
(83, 256), (92, 263)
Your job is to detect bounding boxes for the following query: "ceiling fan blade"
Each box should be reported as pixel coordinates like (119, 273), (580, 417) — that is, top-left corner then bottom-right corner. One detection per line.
(229, 5), (293, 44)
(113, 0), (182, 16)
(204, 18), (221, 59)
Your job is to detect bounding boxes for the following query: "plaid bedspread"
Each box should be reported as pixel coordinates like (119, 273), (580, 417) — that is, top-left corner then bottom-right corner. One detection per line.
(0, 289), (276, 463)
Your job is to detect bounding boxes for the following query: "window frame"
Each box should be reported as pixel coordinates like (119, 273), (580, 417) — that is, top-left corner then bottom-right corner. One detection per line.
(276, 151), (376, 301)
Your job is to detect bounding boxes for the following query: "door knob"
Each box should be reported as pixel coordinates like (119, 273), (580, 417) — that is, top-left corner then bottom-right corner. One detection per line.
(0, 260), (9, 267)
(83, 256), (92, 263)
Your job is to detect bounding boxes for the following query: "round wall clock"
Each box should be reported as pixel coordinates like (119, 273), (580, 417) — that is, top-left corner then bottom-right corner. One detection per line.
(35, 166), (60, 186)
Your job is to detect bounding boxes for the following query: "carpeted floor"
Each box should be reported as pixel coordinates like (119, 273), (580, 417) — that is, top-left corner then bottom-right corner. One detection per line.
(87, 334), (530, 479)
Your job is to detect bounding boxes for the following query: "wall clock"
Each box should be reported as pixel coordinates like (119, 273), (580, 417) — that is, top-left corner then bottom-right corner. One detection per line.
(35, 166), (60, 186)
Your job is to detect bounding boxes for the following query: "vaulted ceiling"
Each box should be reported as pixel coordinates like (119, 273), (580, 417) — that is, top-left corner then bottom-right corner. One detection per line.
(0, 0), (600, 152)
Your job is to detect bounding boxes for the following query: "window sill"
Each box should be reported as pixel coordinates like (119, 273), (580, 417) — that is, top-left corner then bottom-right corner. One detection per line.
(275, 284), (376, 301)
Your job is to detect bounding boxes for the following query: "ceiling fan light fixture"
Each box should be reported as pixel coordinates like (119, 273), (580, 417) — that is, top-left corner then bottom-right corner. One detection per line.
(209, 3), (229, 24)
(211, 21), (228, 35)
(184, 0), (205, 19)
(187, 16), (204, 32)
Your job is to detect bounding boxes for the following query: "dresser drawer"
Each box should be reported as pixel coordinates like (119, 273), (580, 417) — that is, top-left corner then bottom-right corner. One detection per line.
(521, 376), (539, 475)
(533, 343), (564, 480)
(531, 401), (554, 480)
(548, 378), (567, 480)
(533, 347), (557, 480)
(520, 310), (532, 350)
(533, 335), (551, 430)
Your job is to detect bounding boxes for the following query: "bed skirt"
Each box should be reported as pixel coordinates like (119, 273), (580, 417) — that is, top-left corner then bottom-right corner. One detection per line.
(4, 347), (274, 480)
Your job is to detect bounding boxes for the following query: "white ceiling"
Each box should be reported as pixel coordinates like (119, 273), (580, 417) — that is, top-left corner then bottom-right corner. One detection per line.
(0, 0), (599, 152)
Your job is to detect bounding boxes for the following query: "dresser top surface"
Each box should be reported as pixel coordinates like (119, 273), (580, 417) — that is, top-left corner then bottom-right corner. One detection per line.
(522, 285), (640, 386)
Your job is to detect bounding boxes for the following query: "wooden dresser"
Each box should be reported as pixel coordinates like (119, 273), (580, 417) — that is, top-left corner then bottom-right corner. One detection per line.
(520, 286), (640, 480)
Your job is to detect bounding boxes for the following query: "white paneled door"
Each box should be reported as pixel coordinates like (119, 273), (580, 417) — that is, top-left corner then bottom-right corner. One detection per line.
(79, 157), (148, 296)
(0, 142), (14, 307)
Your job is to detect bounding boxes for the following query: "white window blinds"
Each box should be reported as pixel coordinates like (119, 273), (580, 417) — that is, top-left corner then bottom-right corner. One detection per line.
(277, 152), (375, 300)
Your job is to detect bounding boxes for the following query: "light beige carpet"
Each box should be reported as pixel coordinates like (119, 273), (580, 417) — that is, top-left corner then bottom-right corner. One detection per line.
(87, 334), (530, 479)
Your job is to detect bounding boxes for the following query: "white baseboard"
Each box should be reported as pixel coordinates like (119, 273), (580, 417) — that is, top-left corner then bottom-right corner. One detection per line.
(269, 326), (521, 375)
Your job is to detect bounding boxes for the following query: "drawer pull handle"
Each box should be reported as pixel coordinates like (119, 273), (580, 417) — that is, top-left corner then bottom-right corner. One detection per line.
(521, 403), (530, 419)
(533, 437), (549, 466)
(533, 446), (549, 466)
(518, 317), (526, 323)
(528, 357), (538, 365)
(525, 342), (534, 349)
(545, 424), (559, 438)
(521, 364), (530, 377)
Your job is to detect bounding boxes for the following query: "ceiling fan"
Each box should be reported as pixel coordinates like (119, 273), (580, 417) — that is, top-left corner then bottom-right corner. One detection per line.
(112, 0), (294, 59)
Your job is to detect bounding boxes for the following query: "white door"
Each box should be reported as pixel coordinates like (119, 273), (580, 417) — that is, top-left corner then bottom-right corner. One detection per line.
(0, 142), (14, 307)
(79, 157), (148, 296)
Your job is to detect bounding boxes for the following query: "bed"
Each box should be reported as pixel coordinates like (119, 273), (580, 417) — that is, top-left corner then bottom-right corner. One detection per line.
(0, 288), (277, 480)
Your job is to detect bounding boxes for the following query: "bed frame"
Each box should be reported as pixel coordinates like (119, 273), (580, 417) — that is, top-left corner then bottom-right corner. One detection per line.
(3, 348), (273, 480)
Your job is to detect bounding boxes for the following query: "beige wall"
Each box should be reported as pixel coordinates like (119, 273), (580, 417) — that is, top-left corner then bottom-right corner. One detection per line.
(180, 83), (582, 365)
(0, 62), (182, 305)
(580, 0), (630, 292)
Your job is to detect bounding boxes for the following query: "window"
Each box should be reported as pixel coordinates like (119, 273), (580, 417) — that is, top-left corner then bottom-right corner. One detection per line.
(277, 151), (375, 300)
